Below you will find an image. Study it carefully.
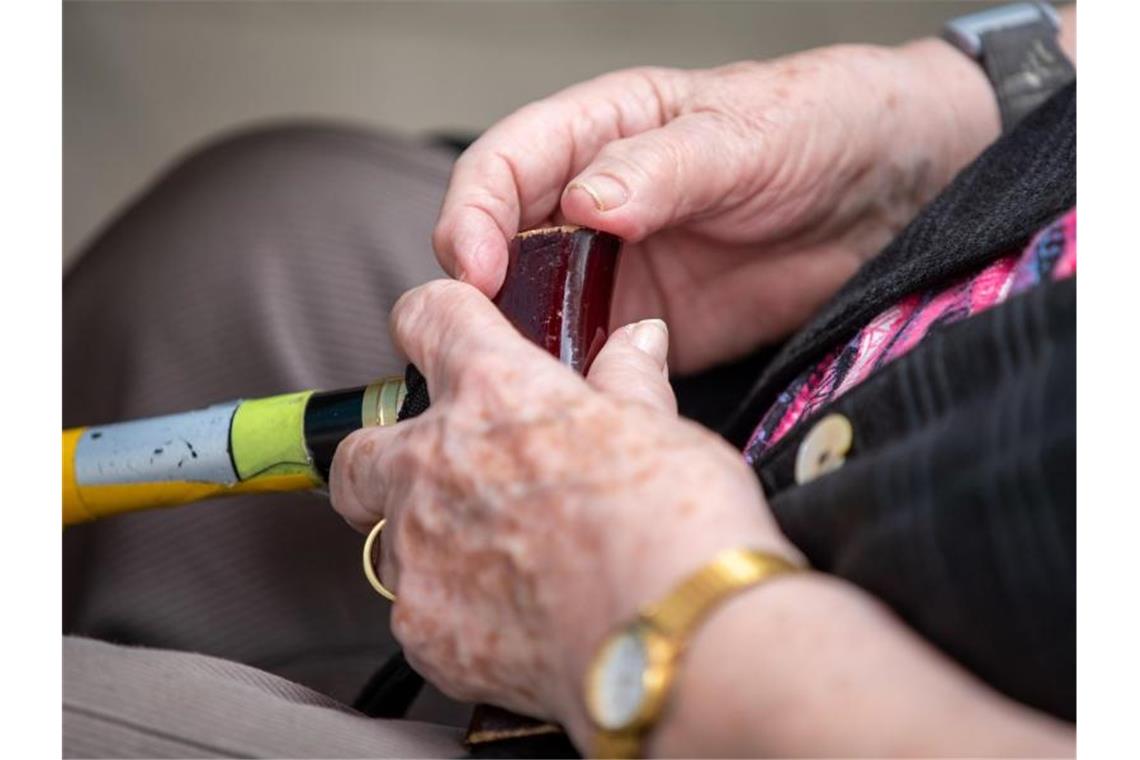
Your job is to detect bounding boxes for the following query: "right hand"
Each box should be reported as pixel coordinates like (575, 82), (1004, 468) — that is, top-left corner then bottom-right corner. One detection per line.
(329, 281), (795, 728)
(432, 40), (999, 373)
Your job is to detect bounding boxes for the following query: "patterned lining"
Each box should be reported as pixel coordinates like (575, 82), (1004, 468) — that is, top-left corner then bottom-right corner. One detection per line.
(744, 207), (1077, 463)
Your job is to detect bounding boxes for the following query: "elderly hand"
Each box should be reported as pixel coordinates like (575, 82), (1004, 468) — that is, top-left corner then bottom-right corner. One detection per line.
(433, 40), (999, 373)
(329, 280), (799, 729)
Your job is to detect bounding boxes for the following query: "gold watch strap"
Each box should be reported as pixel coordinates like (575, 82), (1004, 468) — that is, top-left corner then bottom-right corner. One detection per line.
(593, 730), (643, 760)
(640, 547), (800, 638)
(591, 547), (802, 759)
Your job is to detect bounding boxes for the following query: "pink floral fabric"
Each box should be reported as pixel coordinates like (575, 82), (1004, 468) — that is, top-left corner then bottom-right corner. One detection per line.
(744, 207), (1077, 463)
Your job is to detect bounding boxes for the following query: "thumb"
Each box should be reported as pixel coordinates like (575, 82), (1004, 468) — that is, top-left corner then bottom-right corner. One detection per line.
(560, 113), (758, 241)
(587, 319), (677, 415)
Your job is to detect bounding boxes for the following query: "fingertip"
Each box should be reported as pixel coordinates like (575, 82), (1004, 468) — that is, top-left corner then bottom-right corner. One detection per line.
(430, 217), (460, 278)
(452, 216), (509, 296)
(626, 318), (669, 369)
(389, 279), (524, 397)
(561, 182), (604, 221)
(332, 422), (409, 534)
(587, 318), (677, 415)
(328, 429), (376, 531)
(560, 180), (651, 242)
(459, 237), (508, 296)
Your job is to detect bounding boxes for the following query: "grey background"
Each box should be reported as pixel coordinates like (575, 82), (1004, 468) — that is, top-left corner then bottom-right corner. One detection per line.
(64, 0), (1002, 269)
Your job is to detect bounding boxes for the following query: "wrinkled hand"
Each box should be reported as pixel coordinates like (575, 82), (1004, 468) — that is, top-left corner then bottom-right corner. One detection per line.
(329, 280), (798, 729)
(433, 41), (999, 372)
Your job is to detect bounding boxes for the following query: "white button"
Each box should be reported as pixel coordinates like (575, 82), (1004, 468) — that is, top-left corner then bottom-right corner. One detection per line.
(795, 413), (853, 484)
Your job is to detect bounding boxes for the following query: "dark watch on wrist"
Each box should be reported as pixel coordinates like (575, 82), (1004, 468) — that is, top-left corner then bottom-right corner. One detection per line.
(942, 2), (1074, 132)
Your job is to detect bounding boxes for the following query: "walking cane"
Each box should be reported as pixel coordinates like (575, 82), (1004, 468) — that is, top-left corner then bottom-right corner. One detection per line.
(62, 226), (621, 527)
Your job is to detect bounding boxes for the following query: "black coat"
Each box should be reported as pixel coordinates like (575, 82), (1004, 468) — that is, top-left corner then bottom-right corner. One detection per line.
(682, 83), (1076, 721)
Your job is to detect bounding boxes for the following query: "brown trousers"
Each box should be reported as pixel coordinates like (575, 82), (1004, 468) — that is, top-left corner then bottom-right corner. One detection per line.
(63, 125), (474, 756)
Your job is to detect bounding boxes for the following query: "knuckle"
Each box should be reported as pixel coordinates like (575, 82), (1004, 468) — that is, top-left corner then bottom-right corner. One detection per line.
(386, 433), (431, 486)
(450, 137), (488, 172)
(470, 190), (516, 226)
(392, 609), (470, 699)
(389, 601), (421, 650)
(630, 385), (676, 415)
(326, 475), (359, 524)
(627, 64), (671, 79)
(632, 66), (685, 117)
(596, 139), (651, 179)
(599, 133), (680, 190)
(618, 342), (661, 376)
(390, 284), (431, 342)
(646, 131), (689, 174)
(379, 526), (402, 590)
(424, 277), (476, 304)
(694, 109), (749, 142)
(510, 99), (554, 127)
(453, 352), (512, 399)
(438, 679), (483, 706)
(328, 433), (373, 513)
(327, 439), (355, 501)
(708, 59), (763, 81)
(391, 279), (472, 341)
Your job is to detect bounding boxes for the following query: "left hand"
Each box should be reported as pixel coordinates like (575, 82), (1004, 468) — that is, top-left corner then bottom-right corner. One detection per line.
(431, 43), (1001, 373)
(329, 280), (799, 733)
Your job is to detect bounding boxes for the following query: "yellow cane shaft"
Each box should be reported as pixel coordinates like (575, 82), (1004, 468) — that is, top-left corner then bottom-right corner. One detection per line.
(62, 462), (320, 526)
(61, 377), (405, 527)
(62, 427), (91, 525)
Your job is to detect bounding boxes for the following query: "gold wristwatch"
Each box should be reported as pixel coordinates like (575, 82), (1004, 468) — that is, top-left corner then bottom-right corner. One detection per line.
(584, 547), (803, 758)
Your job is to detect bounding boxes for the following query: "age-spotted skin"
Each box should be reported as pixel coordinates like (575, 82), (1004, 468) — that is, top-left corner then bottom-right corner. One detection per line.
(329, 280), (798, 732)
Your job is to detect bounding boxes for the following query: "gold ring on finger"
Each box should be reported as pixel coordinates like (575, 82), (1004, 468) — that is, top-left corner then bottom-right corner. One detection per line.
(362, 518), (396, 602)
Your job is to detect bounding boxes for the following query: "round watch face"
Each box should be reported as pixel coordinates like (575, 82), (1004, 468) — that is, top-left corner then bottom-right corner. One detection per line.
(592, 629), (650, 730)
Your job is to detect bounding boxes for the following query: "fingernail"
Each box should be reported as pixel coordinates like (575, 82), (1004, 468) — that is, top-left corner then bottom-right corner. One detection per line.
(568, 175), (628, 212)
(629, 318), (669, 367)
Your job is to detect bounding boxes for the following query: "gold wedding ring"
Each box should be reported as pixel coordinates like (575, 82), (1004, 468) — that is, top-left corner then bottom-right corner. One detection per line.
(362, 519), (396, 601)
